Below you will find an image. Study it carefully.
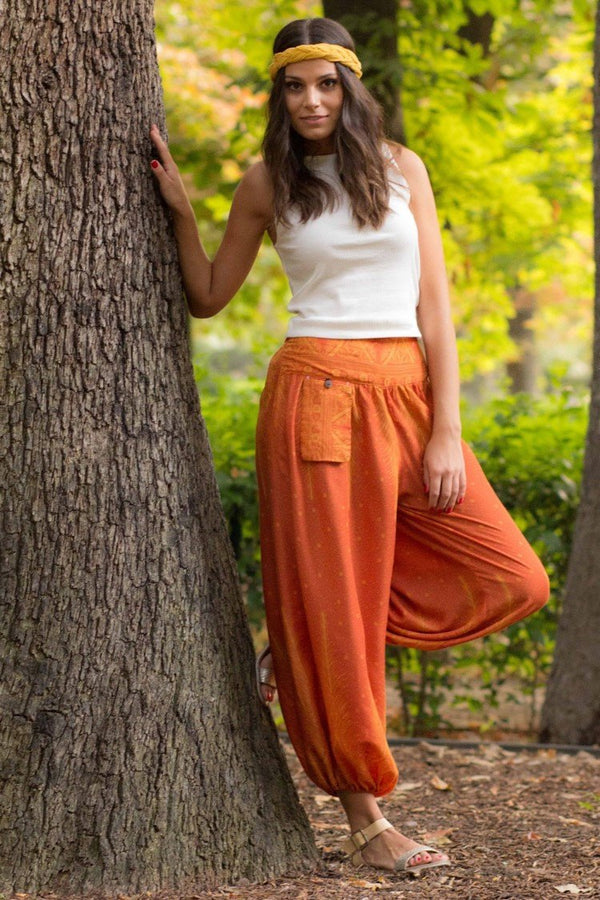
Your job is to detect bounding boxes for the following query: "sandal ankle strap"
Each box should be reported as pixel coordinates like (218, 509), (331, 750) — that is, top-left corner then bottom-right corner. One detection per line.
(342, 817), (393, 861)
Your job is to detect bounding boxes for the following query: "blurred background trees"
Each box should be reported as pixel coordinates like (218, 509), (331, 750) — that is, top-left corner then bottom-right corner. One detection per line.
(155, 0), (595, 740)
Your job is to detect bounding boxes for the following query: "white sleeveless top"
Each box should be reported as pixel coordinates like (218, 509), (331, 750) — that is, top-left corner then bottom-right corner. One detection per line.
(274, 152), (421, 339)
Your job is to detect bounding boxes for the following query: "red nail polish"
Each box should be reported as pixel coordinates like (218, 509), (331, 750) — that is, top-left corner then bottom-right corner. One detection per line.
(424, 485), (429, 494)
(458, 497), (464, 504)
(151, 160), (159, 169)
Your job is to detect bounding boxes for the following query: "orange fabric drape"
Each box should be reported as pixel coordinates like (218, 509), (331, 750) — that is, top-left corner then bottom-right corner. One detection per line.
(256, 337), (549, 797)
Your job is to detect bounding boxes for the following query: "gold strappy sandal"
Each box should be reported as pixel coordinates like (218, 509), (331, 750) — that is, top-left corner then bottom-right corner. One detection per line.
(342, 817), (451, 874)
(255, 645), (277, 705)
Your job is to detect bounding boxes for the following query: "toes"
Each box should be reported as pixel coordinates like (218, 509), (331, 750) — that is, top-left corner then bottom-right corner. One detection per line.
(408, 849), (447, 867)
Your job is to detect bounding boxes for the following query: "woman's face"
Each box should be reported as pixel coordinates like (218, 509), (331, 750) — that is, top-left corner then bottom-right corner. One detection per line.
(283, 58), (343, 154)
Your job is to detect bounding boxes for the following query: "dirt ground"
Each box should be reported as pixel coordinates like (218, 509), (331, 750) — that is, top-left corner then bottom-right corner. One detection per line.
(13, 738), (598, 900)
(186, 740), (599, 900)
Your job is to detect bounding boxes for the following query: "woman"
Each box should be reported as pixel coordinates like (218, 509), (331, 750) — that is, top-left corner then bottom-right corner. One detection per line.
(150, 17), (549, 875)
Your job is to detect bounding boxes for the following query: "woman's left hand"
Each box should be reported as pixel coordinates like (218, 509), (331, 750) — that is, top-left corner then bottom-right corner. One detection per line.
(422, 432), (466, 512)
(149, 124), (193, 218)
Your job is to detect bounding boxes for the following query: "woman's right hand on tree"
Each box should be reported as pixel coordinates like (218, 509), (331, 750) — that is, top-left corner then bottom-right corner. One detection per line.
(149, 124), (193, 218)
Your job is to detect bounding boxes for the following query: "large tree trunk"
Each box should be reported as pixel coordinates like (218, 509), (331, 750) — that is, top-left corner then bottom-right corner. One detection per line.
(0, 1), (317, 894)
(323, 0), (405, 143)
(539, 1), (600, 745)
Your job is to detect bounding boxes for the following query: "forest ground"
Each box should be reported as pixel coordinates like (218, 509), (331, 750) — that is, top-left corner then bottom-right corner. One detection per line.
(13, 738), (599, 900)
(180, 739), (600, 900)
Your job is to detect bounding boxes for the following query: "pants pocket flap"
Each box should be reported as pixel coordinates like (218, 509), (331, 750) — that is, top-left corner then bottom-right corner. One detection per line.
(299, 376), (353, 462)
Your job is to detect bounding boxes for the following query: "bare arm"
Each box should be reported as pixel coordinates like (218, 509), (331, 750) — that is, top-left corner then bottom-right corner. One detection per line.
(397, 147), (466, 512)
(149, 125), (273, 318)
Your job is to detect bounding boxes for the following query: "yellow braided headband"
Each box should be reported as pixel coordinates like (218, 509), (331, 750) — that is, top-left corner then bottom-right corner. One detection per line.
(269, 43), (363, 81)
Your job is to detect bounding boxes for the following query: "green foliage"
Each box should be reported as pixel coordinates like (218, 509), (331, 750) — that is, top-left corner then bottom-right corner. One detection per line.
(388, 647), (456, 736)
(578, 794), (600, 812)
(398, 0), (593, 380)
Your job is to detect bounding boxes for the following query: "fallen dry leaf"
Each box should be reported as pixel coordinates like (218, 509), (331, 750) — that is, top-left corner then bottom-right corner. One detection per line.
(314, 793), (336, 807)
(423, 827), (454, 845)
(348, 876), (389, 889)
(540, 748), (558, 759)
(558, 816), (594, 828)
(396, 780), (423, 792)
(481, 743), (504, 761)
(312, 820), (344, 831)
(526, 831), (543, 840)
(554, 885), (590, 895)
(430, 774), (451, 791)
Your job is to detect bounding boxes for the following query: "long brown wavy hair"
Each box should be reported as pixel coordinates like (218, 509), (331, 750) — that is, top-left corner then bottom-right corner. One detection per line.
(262, 18), (391, 230)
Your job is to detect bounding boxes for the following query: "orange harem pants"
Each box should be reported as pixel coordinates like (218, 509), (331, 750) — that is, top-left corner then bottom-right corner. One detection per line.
(255, 337), (549, 798)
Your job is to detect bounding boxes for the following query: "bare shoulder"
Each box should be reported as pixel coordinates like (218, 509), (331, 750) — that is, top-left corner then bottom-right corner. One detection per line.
(238, 161), (274, 202)
(240, 160), (272, 189)
(231, 160), (274, 227)
(384, 142), (430, 184)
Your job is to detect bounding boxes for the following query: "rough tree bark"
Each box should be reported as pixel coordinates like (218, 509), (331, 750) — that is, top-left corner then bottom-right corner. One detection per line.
(539, 1), (600, 745)
(0, 1), (317, 894)
(322, 0), (405, 143)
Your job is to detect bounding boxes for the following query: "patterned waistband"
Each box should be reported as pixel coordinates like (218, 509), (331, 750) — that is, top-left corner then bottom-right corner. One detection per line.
(270, 337), (428, 386)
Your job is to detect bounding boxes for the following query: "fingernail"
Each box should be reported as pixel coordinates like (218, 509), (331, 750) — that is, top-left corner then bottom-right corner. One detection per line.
(445, 507), (452, 514)
(423, 485), (429, 494)
(458, 497), (464, 504)
(151, 160), (159, 169)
